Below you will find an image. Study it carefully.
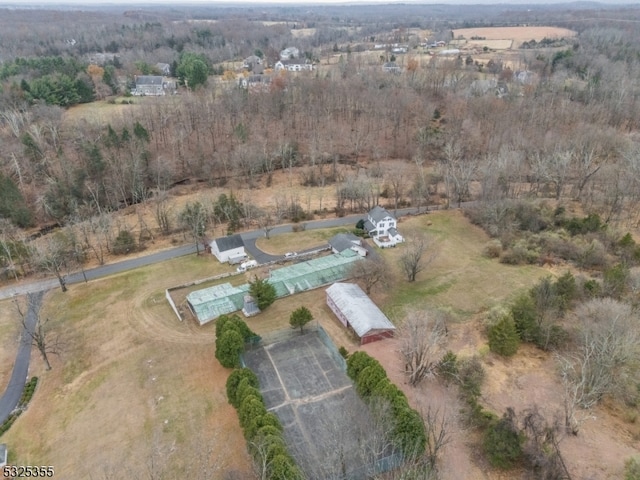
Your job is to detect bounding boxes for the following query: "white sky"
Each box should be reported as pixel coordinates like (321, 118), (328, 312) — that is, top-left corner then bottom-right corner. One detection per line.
(2, 0), (638, 5)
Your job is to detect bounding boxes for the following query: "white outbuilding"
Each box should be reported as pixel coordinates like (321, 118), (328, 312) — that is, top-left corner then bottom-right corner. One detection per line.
(210, 234), (246, 263)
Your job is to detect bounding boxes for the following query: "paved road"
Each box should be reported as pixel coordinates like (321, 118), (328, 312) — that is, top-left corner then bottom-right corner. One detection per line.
(0, 291), (43, 424)
(0, 207), (431, 300)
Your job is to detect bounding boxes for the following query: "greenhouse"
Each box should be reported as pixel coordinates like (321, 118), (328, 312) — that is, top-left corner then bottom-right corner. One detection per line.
(186, 282), (249, 325)
(187, 250), (363, 325)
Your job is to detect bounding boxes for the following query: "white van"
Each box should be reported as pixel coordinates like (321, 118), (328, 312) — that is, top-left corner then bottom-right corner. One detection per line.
(236, 260), (258, 273)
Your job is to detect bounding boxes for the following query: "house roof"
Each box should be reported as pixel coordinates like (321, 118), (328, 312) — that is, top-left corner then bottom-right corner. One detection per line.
(136, 75), (163, 86)
(369, 205), (394, 223)
(363, 219), (376, 232)
(214, 234), (244, 252)
(388, 227), (399, 237)
(328, 233), (361, 253)
(326, 283), (395, 338)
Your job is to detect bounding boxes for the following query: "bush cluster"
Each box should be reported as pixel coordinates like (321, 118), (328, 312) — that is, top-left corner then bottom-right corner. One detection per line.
(111, 229), (137, 255)
(346, 351), (426, 458)
(468, 202), (640, 273)
(508, 274), (575, 351)
(215, 315), (259, 369)
(226, 369), (303, 480)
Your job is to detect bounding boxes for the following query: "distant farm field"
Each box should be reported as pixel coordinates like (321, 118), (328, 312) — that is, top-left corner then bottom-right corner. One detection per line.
(453, 26), (576, 44)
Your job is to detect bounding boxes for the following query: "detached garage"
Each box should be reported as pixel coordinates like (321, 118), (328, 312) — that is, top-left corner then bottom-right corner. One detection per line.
(210, 234), (246, 263)
(326, 283), (396, 345)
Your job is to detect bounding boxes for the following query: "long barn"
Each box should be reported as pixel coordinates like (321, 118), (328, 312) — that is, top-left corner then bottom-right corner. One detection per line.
(326, 283), (396, 345)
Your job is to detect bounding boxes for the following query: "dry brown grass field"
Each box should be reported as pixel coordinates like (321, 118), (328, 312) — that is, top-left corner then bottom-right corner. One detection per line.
(452, 26), (577, 44)
(1, 206), (638, 478)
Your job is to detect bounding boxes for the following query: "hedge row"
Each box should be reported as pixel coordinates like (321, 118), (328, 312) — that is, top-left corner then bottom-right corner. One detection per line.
(214, 315), (259, 369)
(226, 369), (304, 480)
(0, 376), (39, 437)
(346, 351), (426, 458)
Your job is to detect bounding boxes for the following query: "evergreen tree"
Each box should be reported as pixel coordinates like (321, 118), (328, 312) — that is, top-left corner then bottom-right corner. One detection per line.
(249, 276), (276, 311)
(289, 306), (313, 333)
(488, 315), (520, 356)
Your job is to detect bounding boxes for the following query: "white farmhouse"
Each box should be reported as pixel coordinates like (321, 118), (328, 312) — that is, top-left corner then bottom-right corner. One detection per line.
(363, 206), (404, 247)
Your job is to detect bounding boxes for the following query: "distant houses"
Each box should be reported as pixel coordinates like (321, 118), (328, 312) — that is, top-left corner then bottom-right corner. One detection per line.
(131, 75), (174, 96)
(274, 59), (313, 72)
(279, 46), (300, 60)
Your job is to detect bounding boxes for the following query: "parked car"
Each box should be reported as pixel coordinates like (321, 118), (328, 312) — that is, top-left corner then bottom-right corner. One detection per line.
(284, 252), (298, 258)
(236, 260), (258, 272)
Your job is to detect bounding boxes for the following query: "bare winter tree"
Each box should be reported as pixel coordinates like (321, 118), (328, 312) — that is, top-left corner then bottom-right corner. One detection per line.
(348, 255), (389, 294)
(32, 232), (74, 292)
(556, 298), (640, 434)
(400, 232), (437, 282)
(520, 406), (573, 480)
(398, 309), (448, 386)
(423, 405), (451, 469)
(153, 190), (173, 236)
(13, 292), (62, 371)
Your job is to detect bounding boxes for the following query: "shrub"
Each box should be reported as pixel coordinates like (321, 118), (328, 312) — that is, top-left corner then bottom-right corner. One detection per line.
(483, 240), (502, 258)
(215, 329), (244, 368)
(564, 213), (604, 236)
(499, 240), (538, 265)
(356, 364), (388, 398)
(393, 407), (428, 458)
(483, 409), (523, 469)
(112, 229), (136, 255)
(603, 263), (630, 298)
(582, 278), (601, 298)
(624, 456), (640, 480)
(227, 368), (259, 407)
(346, 351), (382, 380)
(436, 350), (459, 384)
(216, 314), (257, 341)
(338, 346), (349, 359)
(576, 238), (608, 269)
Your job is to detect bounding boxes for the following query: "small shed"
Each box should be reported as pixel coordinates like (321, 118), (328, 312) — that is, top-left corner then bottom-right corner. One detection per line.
(210, 234), (246, 263)
(326, 283), (395, 345)
(0, 444), (7, 468)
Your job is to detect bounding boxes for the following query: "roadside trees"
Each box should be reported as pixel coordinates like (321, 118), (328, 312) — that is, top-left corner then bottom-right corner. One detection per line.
(179, 201), (208, 255)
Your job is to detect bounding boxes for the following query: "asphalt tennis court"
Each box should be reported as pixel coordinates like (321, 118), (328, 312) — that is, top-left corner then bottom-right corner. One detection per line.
(243, 331), (391, 479)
